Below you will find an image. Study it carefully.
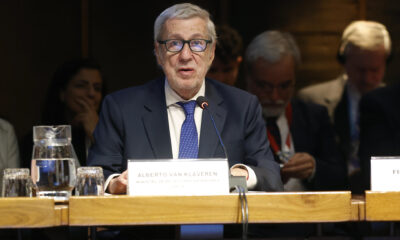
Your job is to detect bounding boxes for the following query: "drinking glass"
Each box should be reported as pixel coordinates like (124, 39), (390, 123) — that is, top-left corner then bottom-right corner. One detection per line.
(75, 167), (104, 196)
(2, 168), (33, 197)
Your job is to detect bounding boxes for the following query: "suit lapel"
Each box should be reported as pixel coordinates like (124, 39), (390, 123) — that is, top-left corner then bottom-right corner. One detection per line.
(290, 100), (307, 152)
(198, 80), (227, 158)
(142, 79), (172, 158)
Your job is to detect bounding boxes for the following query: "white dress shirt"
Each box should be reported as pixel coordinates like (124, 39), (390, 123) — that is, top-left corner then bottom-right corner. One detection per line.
(275, 113), (305, 191)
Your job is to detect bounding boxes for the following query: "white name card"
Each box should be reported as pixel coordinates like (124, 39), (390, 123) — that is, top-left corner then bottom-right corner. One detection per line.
(127, 159), (230, 196)
(371, 156), (400, 191)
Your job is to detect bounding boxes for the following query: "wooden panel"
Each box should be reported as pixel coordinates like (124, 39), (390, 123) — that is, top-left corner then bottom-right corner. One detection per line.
(0, 198), (58, 228)
(366, 0), (400, 85)
(295, 33), (343, 89)
(366, 191), (400, 221)
(0, 0), (81, 140)
(69, 192), (352, 226)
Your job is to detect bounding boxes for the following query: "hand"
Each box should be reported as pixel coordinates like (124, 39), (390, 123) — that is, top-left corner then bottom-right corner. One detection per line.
(108, 170), (128, 194)
(281, 152), (315, 183)
(72, 97), (99, 141)
(230, 166), (249, 180)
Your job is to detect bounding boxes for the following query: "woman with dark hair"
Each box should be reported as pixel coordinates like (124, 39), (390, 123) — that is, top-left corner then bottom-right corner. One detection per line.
(21, 59), (106, 168)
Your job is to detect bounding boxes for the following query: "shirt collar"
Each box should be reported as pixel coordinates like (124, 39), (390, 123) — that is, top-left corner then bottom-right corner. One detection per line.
(165, 78), (206, 107)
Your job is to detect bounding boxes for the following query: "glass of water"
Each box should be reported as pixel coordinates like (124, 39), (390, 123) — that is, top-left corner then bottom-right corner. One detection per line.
(2, 168), (33, 197)
(75, 167), (104, 196)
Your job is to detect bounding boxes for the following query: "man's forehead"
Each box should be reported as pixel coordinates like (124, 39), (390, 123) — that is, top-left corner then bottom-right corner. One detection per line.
(162, 17), (208, 38)
(348, 44), (386, 56)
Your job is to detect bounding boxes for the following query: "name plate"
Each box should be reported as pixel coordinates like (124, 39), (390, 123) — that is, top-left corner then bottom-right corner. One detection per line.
(371, 156), (400, 191)
(127, 159), (229, 196)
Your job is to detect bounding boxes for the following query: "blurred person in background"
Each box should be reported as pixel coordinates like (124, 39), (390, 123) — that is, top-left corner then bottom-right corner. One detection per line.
(244, 30), (346, 238)
(245, 30), (345, 193)
(21, 58), (106, 168)
(298, 20), (391, 193)
(206, 25), (243, 86)
(0, 118), (20, 192)
(0, 118), (20, 240)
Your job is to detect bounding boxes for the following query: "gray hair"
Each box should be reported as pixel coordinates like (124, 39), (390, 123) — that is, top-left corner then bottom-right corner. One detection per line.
(339, 20), (391, 56)
(154, 3), (216, 43)
(245, 30), (301, 67)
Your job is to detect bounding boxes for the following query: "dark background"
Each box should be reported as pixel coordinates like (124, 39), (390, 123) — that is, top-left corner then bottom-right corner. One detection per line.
(1, 0), (399, 142)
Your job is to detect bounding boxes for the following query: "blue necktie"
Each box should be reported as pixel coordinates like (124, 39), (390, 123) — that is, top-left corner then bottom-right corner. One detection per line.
(178, 101), (198, 159)
(177, 101), (223, 239)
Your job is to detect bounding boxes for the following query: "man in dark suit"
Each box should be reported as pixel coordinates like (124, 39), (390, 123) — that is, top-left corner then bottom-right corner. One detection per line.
(87, 3), (282, 195)
(245, 30), (346, 192)
(298, 21), (391, 193)
(359, 82), (400, 191)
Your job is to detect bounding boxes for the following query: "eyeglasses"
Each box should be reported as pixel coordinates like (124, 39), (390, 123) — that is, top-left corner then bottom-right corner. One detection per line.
(157, 39), (212, 52)
(252, 79), (294, 93)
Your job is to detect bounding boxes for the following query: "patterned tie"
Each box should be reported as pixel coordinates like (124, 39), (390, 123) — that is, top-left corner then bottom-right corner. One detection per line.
(178, 101), (198, 159)
(177, 101), (223, 239)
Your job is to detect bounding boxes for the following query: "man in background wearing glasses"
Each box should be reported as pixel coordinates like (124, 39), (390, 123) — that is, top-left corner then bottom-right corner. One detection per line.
(244, 30), (346, 238)
(88, 3), (282, 197)
(245, 31), (346, 192)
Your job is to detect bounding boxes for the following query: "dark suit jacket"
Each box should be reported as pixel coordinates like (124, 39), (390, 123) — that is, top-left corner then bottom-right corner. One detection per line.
(334, 87), (352, 165)
(359, 83), (400, 191)
(88, 77), (283, 191)
(290, 99), (347, 190)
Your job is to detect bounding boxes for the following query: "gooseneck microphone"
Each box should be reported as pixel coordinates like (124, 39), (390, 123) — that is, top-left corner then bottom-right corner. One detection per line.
(196, 96), (228, 160)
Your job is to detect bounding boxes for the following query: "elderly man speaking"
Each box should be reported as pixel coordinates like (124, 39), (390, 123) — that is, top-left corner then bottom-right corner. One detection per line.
(88, 3), (282, 196)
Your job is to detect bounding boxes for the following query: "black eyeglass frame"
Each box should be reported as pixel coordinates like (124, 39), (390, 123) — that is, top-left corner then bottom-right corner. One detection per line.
(157, 39), (212, 52)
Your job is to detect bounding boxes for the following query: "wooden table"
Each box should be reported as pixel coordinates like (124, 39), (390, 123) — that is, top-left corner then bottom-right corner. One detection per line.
(366, 191), (400, 221)
(68, 191), (353, 226)
(0, 198), (67, 228)
(0, 191), (365, 228)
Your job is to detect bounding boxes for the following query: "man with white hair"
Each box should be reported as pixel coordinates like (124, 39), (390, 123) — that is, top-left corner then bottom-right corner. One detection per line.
(245, 30), (346, 192)
(298, 20), (391, 193)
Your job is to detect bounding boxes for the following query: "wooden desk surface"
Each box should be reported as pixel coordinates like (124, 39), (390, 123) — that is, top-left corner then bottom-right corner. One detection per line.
(366, 191), (400, 221)
(69, 191), (353, 226)
(0, 198), (66, 228)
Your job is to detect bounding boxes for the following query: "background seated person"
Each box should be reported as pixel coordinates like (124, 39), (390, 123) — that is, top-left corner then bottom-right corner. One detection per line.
(245, 30), (346, 191)
(21, 58), (106, 168)
(206, 25), (243, 87)
(298, 20), (391, 193)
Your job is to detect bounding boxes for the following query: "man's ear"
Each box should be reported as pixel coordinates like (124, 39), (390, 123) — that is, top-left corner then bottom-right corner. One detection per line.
(154, 42), (162, 66)
(209, 43), (216, 63)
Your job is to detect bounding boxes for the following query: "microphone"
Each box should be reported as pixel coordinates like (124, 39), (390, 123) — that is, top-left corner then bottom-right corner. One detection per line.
(196, 96), (247, 193)
(196, 96), (228, 160)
